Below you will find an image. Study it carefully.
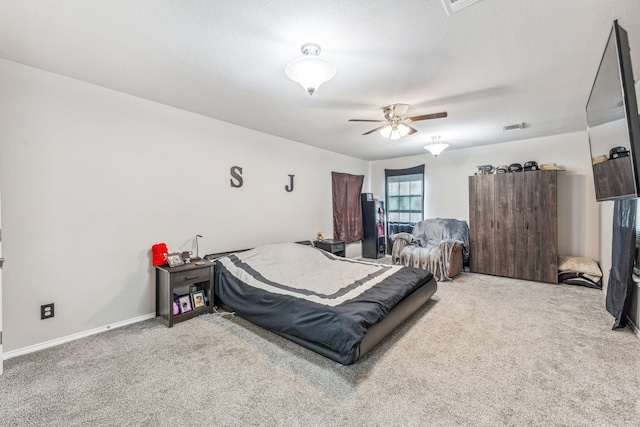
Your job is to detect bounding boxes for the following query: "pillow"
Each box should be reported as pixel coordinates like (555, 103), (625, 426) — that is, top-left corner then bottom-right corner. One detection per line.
(558, 256), (602, 277)
(558, 271), (602, 289)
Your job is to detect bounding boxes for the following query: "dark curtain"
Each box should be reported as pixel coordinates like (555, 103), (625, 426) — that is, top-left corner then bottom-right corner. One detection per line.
(331, 172), (364, 243)
(606, 198), (636, 329)
(384, 164), (425, 179)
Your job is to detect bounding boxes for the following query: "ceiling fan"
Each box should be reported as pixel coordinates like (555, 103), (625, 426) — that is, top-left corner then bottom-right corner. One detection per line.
(349, 103), (447, 140)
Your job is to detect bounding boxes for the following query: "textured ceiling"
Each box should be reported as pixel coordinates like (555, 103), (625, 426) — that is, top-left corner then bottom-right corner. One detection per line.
(1, 0), (640, 161)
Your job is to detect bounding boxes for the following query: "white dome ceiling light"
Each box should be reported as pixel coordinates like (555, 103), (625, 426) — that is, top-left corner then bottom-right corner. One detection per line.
(285, 43), (336, 95)
(424, 136), (449, 157)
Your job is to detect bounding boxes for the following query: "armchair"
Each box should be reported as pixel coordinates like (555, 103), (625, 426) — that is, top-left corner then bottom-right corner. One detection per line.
(391, 218), (469, 281)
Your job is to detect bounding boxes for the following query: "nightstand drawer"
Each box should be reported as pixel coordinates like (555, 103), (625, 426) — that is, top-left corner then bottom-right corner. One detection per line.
(332, 242), (345, 252)
(314, 239), (346, 257)
(171, 268), (210, 285)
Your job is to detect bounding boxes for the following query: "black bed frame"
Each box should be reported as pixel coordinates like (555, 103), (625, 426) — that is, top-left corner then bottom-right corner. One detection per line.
(274, 277), (437, 364)
(208, 243), (438, 364)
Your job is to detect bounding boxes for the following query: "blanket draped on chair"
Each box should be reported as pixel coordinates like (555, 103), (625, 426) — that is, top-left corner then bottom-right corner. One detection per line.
(391, 218), (469, 281)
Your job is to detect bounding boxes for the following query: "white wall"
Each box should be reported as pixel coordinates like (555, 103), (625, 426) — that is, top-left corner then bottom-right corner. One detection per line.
(371, 132), (600, 260)
(0, 59), (368, 353)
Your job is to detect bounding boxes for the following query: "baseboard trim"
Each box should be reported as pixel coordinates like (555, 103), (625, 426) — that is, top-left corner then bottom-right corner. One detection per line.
(2, 313), (156, 361)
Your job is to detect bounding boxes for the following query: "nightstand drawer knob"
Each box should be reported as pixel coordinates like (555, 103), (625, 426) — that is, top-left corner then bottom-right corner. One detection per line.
(184, 275), (200, 280)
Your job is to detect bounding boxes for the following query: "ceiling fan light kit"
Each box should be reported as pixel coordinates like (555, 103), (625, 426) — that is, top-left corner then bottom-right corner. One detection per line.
(380, 123), (411, 140)
(380, 126), (393, 139)
(424, 136), (449, 157)
(285, 43), (336, 95)
(349, 103), (447, 141)
(397, 123), (411, 137)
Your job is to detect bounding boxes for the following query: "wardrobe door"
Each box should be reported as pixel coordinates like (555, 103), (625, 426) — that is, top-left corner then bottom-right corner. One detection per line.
(494, 173), (521, 278)
(469, 175), (495, 275)
(468, 176), (479, 271)
(510, 173), (529, 280)
(522, 171), (558, 283)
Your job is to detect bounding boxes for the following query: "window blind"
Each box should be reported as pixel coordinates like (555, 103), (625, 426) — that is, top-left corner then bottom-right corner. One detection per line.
(385, 165), (424, 223)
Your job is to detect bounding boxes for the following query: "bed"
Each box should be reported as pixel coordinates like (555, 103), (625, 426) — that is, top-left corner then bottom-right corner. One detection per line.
(213, 242), (437, 365)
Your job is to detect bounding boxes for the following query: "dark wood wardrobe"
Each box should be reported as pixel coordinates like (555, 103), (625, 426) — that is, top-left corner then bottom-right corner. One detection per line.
(468, 171), (558, 283)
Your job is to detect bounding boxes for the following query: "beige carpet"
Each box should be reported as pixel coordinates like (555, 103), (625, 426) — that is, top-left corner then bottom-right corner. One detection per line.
(1, 273), (638, 426)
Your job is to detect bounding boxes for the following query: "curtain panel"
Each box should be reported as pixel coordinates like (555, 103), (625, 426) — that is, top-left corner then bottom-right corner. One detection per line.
(331, 172), (364, 244)
(606, 198), (637, 329)
(384, 164), (425, 178)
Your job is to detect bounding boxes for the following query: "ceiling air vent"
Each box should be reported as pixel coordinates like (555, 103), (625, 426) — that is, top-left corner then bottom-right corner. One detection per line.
(442, 0), (483, 15)
(501, 123), (526, 132)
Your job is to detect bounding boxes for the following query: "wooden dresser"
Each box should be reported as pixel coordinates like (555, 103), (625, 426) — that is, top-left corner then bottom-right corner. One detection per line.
(468, 171), (558, 283)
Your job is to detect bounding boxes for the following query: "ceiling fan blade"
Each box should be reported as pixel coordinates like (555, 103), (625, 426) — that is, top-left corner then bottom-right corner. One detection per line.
(362, 125), (387, 135)
(407, 112), (448, 122)
(392, 103), (410, 118)
(349, 119), (385, 122)
(406, 125), (418, 135)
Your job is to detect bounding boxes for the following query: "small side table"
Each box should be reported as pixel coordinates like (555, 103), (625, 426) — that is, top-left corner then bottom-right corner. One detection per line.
(155, 261), (215, 327)
(314, 239), (346, 257)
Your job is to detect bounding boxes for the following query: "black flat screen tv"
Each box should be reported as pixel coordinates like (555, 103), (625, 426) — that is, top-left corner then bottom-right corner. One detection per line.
(586, 20), (640, 202)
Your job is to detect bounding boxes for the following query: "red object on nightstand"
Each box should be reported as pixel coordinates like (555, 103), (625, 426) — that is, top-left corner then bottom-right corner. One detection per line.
(152, 243), (169, 266)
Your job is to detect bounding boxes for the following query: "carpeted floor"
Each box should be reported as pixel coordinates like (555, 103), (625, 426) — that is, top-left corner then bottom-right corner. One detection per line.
(0, 272), (638, 426)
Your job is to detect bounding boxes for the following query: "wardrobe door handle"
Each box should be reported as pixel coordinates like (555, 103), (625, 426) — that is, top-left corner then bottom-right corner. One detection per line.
(491, 220), (493, 228)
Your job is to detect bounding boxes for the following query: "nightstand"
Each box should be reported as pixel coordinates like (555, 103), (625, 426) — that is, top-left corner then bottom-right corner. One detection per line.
(155, 261), (215, 327)
(314, 239), (346, 257)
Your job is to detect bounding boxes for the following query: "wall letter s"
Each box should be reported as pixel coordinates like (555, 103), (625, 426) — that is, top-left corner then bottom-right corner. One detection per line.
(230, 166), (243, 188)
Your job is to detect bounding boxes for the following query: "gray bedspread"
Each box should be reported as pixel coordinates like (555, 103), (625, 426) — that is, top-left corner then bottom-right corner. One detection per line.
(214, 243), (434, 364)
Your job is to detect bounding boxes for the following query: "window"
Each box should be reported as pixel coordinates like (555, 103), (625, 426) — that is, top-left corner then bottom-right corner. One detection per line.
(385, 165), (424, 224)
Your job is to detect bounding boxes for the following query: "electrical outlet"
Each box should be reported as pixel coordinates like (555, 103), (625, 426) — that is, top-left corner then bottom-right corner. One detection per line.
(41, 303), (54, 320)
